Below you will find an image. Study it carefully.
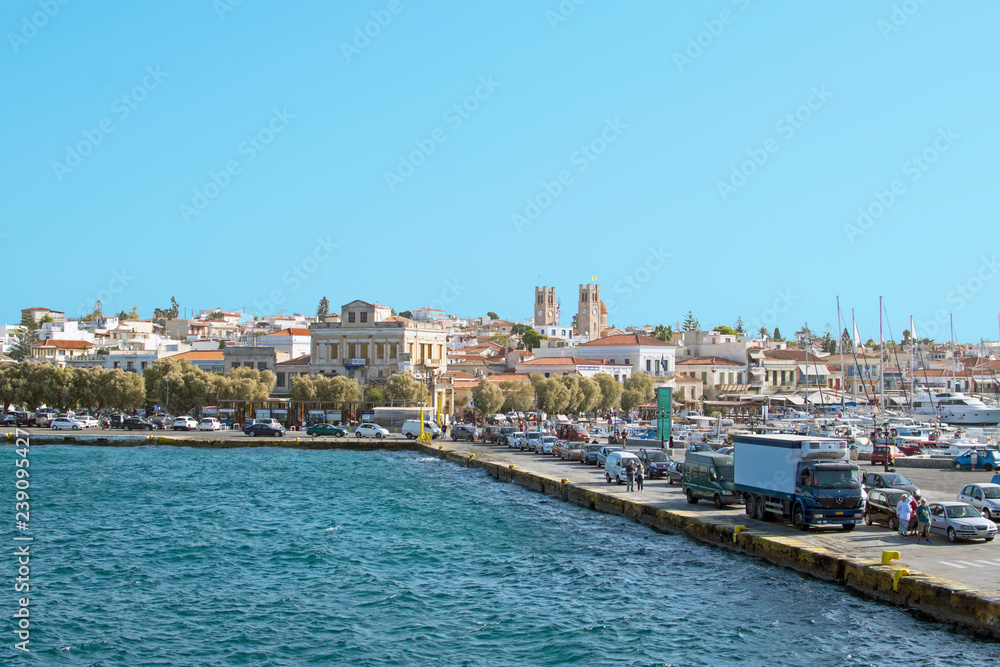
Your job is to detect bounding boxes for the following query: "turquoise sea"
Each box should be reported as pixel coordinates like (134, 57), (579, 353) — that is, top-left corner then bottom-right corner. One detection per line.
(3, 445), (999, 666)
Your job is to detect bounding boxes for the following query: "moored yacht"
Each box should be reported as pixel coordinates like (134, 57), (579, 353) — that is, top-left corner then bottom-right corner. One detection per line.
(912, 392), (1000, 426)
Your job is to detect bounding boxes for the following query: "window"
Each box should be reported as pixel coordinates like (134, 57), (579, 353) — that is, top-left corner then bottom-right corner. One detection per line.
(376, 343), (384, 360)
(276, 372), (285, 388)
(141, 362), (147, 370)
(389, 343), (398, 359)
(113, 362), (120, 369)
(330, 342), (339, 360)
(360, 311), (368, 323)
(348, 312), (356, 323)
(257, 362), (267, 371)
(646, 359), (652, 372)
(625, 358), (630, 365)
(702, 372), (707, 383)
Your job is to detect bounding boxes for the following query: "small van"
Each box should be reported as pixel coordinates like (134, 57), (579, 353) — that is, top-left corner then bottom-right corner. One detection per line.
(401, 420), (442, 439)
(605, 451), (642, 484)
(683, 452), (739, 508)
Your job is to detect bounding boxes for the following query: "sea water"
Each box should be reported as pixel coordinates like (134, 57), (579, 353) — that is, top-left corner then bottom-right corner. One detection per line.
(2, 445), (998, 666)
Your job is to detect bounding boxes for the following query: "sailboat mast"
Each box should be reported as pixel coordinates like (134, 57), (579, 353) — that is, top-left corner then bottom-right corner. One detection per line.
(837, 297), (844, 409)
(879, 296), (885, 411)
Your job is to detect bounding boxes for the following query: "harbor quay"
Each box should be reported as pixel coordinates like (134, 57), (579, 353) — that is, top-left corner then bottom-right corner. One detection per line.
(9, 427), (1000, 640)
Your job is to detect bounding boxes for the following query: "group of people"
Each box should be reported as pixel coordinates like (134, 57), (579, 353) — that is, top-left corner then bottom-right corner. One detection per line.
(624, 459), (644, 492)
(896, 493), (933, 544)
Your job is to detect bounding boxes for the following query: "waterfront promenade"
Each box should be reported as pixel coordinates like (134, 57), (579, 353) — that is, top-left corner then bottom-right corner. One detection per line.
(7, 427), (1000, 637)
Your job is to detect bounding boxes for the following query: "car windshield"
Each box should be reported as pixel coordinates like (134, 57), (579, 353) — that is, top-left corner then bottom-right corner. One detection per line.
(526, 433), (542, 440)
(946, 505), (982, 519)
(644, 451), (668, 462)
(881, 474), (910, 486)
(885, 492), (906, 504)
(983, 487), (1000, 499)
(716, 465), (734, 481)
(814, 469), (861, 489)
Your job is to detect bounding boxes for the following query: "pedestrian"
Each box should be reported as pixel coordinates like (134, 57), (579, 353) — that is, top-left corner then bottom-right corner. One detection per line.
(895, 494), (910, 536)
(636, 463), (644, 491)
(971, 449), (980, 470)
(623, 431), (629, 448)
(916, 499), (932, 544)
(907, 496), (919, 536)
(625, 460), (635, 492)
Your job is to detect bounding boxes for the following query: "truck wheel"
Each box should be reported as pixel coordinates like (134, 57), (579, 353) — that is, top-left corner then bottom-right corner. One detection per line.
(685, 489), (698, 504)
(792, 505), (809, 531)
(888, 517), (898, 531)
(606, 473), (612, 484)
(954, 462), (963, 470)
(754, 496), (767, 522)
(714, 494), (724, 509)
(745, 496), (755, 516)
(842, 524), (856, 531)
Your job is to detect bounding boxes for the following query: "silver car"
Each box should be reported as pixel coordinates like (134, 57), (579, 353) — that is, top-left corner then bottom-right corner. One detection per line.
(957, 483), (1000, 520)
(929, 502), (998, 543)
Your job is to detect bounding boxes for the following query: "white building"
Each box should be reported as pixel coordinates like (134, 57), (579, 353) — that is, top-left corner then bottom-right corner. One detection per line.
(514, 356), (632, 381)
(258, 327), (312, 358)
(534, 333), (676, 379)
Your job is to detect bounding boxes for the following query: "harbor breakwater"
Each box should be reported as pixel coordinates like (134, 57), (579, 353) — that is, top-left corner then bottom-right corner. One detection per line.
(10, 432), (1000, 639)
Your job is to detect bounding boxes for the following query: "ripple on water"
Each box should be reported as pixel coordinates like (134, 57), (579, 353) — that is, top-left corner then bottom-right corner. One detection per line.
(2, 445), (998, 666)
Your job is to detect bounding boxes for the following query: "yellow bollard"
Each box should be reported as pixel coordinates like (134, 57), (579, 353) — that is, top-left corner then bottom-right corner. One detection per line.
(296, 437), (300, 443)
(509, 464), (516, 469)
(733, 525), (746, 542)
(561, 478), (569, 484)
(439, 445), (444, 451)
(882, 550), (901, 566)
(893, 569), (910, 592)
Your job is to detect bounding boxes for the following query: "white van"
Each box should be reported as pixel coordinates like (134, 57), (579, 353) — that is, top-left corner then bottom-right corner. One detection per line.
(605, 451), (642, 484)
(401, 420), (442, 439)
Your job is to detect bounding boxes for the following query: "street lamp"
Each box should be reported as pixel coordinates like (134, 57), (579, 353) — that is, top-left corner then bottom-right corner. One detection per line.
(164, 377), (169, 415)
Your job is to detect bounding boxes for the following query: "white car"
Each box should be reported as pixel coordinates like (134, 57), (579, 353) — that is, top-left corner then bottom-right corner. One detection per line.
(198, 418), (221, 431)
(355, 423), (389, 439)
(51, 417), (85, 430)
(958, 483), (1000, 520)
(77, 415), (99, 428)
(172, 416), (198, 431)
(537, 436), (559, 454)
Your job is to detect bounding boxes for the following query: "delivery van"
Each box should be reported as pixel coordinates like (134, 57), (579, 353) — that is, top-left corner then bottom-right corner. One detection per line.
(683, 452), (740, 508)
(401, 420), (442, 439)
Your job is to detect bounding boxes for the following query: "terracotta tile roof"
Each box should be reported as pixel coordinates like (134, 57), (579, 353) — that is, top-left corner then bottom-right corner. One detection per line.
(485, 373), (533, 384)
(764, 350), (824, 362)
(579, 334), (673, 347)
(167, 350), (224, 361)
(450, 354), (489, 361)
(31, 339), (93, 349)
(263, 327), (311, 337)
(276, 354), (311, 366)
(23, 307), (64, 313)
(453, 379), (482, 389)
(450, 370), (475, 379)
(518, 356), (623, 366)
(676, 356), (744, 366)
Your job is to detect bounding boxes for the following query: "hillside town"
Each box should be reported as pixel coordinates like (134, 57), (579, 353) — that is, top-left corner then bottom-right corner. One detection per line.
(3, 283), (1000, 427)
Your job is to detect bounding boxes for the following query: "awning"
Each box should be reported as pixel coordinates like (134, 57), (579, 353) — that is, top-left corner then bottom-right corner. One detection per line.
(772, 394), (805, 405)
(798, 363), (827, 375)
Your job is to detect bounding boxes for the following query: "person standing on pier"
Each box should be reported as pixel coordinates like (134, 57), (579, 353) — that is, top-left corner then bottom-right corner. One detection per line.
(896, 494), (910, 537)
(916, 499), (932, 544)
(635, 463), (644, 492)
(625, 460), (635, 492)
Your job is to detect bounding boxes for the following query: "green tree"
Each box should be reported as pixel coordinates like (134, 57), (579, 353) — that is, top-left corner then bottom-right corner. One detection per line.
(487, 311), (499, 320)
(521, 328), (545, 350)
(511, 323), (531, 335)
(567, 376), (600, 414)
(317, 296), (330, 319)
(714, 325), (736, 335)
(490, 333), (515, 348)
(364, 388), (385, 406)
(15, 362), (70, 409)
(758, 326), (768, 338)
(623, 372), (655, 402)
(0, 366), (23, 410)
(105, 369), (146, 411)
(398, 310), (412, 319)
(620, 388), (644, 413)
(593, 373), (623, 411)
(682, 311), (700, 331)
(143, 358), (213, 414)
(498, 381), (534, 413)
(207, 311), (225, 321)
(9, 313), (39, 361)
(385, 372), (429, 404)
(772, 327), (784, 341)
(901, 328), (912, 346)
(215, 367), (275, 402)
(531, 375), (570, 414)
(471, 380), (503, 416)
(651, 324), (673, 342)
(571, 313), (578, 329)
(734, 316), (745, 333)
(795, 324), (815, 346)
(154, 297), (180, 320)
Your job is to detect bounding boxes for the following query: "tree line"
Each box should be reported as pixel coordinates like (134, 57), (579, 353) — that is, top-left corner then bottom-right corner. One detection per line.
(469, 372), (656, 418)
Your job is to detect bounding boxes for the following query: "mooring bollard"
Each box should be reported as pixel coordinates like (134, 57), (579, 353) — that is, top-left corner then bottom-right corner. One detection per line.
(882, 551), (901, 566)
(733, 525), (746, 542)
(893, 569), (910, 591)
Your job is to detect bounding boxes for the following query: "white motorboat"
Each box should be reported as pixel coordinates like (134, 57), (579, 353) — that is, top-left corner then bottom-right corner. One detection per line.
(912, 392), (1000, 426)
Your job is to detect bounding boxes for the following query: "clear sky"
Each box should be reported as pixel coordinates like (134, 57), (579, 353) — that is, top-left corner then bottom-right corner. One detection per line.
(3, 1), (998, 343)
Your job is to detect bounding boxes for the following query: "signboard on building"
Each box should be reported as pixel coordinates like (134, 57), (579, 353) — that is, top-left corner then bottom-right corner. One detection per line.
(255, 409), (271, 419)
(350, 359), (366, 365)
(577, 366), (600, 371)
(326, 410), (342, 423)
(362, 410), (374, 422)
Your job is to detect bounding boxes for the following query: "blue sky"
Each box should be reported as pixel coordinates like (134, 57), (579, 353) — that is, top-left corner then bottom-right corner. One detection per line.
(3, 1), (998, 343)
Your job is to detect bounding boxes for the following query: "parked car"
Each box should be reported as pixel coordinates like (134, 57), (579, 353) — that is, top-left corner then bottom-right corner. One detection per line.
(498, 427), (517, 446)
(605, 451), (643, 484)
(683, 452), (739, 508)
(245, 422), (286, 437)
(870, 444), (902, 466)
(355, 423), (389, 439)
(123, 416), (154, 431)
(952, 448), (1000, 471)
(77, 415), (99, 428)
(595, 445), (624, 467)
(198, 418), (222, 431)
(929, 502), (998, 543)
(256, 418), (284, 430)
(481, 425), (502, 443)
(172, 416), (198, 431)
(863, 488), (908, 530)
(957, 483), (1000, 520)
(664, 461), (685, 485)
(506, 431), (525, 448)
(715, 446), (734, 456)
(150, 416), (171, 430)
(582, 443), (605, 465)
(520, 432), (543, 451)
(537, 436), (559, 454)
(554, 440), (584, 461)
(32, 409), (57, 427)
(686, 443), (714, 454)
(638, 448), (672, 479)
(862, 471), (921, 499)
(306, 423), (349, 438)
(4, 411), (31, 426)
(451, 424), (478, 442)
(402, 420), (442, 439)
(108, 414), (125, 428)
(51, 416), (85, 430)
(555, 423), (591, 443)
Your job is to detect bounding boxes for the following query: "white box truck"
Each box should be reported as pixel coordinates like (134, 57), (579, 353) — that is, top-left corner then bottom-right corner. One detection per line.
(734, 433), (864, 531)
